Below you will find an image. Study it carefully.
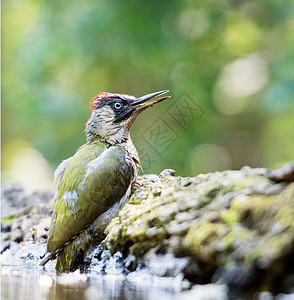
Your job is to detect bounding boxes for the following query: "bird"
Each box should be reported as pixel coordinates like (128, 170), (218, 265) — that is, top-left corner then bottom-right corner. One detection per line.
(40, 90), (170, 271)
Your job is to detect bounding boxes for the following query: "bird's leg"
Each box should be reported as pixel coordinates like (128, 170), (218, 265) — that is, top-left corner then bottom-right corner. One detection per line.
(55, 230), (94, 272)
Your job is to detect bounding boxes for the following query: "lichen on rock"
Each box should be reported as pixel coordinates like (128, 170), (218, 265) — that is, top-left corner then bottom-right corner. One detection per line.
(104, 167), (294, 293)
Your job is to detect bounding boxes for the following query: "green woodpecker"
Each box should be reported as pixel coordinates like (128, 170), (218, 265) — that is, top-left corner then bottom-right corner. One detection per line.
(40, 90), (170, 271)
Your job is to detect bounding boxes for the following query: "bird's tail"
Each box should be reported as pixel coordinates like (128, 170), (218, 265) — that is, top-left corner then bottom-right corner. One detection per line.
(39, 252), (56, 266)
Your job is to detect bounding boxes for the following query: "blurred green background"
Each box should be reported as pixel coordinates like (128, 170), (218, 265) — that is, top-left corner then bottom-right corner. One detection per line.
(2, 0), (294, 191)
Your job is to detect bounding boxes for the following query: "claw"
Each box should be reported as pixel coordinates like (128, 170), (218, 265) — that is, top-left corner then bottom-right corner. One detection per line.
(131, 181), (141, 193)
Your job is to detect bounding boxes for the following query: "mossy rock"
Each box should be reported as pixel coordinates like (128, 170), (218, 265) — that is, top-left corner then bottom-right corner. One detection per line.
(104, 167), (294, 293)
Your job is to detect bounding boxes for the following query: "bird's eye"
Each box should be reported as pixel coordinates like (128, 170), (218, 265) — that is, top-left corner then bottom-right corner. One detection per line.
(114, 102), (122, 110)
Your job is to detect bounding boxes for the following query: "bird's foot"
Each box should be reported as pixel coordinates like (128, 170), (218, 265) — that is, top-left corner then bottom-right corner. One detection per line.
(131, 181), (141, 193)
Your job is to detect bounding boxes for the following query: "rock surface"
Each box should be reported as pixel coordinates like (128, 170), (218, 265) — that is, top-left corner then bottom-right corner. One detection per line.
(103, 167), (294, 295)
(1, 183), (53, 253)
(1, 164), (294, 298)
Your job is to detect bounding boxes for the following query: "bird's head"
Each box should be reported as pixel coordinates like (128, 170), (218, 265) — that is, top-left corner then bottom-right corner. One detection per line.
(85, 90), (170, 144)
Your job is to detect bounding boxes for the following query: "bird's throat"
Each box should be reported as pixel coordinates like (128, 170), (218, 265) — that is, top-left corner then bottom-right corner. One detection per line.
(86, 125), (130, 145)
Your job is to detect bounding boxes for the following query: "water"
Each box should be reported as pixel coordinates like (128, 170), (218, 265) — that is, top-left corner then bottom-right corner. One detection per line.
(1, 265), (181, 300)
(1, 263), (233, 300)
(1, 242), (188, 300)
(6, 243), (294, 300)
(1, 243), (293, 300)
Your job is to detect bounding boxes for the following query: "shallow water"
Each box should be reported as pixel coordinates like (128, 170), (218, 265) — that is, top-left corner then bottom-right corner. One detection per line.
(2, 243), (292, 300)
(1, 264), (186, 300)
(0, 242), (185, 300)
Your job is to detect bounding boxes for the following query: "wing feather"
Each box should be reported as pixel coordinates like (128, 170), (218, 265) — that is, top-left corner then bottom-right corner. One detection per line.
(54, 157), (73, 184)
(47, 143), (134, 252)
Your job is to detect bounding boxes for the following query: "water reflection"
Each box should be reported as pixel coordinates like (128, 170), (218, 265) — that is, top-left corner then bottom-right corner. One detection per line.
(1, 266), (178, 300)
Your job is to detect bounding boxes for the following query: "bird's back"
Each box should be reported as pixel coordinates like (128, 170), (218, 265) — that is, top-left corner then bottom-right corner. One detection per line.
(47, 142), (134, 253)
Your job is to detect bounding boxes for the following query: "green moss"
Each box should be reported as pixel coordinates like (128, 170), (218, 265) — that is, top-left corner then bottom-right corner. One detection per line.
(222, 227), (251, 250)
(103, 167), (294, 282)
(221, 210), (240, 225)
(275, 184), (294, 233)
(183, 222), (229, 263)
(276, 206), (294, 233)
(4, 234), (11, 241)
(1, 215), (17, 224)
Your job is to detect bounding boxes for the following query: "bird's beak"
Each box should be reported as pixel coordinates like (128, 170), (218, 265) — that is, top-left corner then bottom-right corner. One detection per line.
(132, 90), (170, 110)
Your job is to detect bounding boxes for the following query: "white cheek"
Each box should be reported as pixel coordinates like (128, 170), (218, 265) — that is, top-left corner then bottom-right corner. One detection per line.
(96, 106), (116, 123)
(90, 106), (130, 144)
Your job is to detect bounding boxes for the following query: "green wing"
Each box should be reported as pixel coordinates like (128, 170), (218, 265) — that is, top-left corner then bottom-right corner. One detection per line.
(47, 143), (134, 253)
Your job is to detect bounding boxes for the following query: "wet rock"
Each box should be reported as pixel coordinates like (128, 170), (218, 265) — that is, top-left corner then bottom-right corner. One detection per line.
(144, 248), (189, 277)
(1, 183), (53, 219)
(1, 241), (11, 254)
(10, 229), (24, 243)
(1, 184), (28, 217)
(268, 162), (294, 183)
(123, 254), (138, 272)
(1, 223), (12, 232)
(178, 283), (228, 300)
(1, 184), (53, 250)
(104, 166), (294, 294)
(159, 169), (176, 177)
(257, 291), (274, 300)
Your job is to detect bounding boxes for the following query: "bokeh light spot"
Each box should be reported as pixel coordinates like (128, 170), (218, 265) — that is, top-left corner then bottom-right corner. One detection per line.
(2, 142), (54, 191)
(186, 143), (231, 175)
(214, 54), (268, 115)
(179, 9), (210, 39)
(224, 15), (262, 56)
